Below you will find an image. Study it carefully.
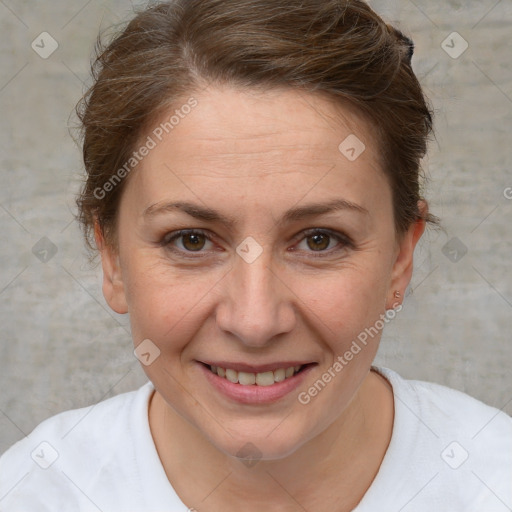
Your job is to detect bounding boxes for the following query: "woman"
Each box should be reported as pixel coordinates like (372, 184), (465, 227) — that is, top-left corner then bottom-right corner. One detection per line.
(1, 0), (510, 510)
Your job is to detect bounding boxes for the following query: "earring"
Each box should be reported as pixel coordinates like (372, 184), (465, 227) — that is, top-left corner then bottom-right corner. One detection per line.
(394, 290), (401, 299)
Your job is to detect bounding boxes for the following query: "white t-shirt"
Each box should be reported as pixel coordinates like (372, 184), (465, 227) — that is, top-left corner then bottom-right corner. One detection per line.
(0, 366), (511, 511)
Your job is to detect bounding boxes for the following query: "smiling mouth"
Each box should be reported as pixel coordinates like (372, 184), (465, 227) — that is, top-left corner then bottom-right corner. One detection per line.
(204, 363), (309, 386)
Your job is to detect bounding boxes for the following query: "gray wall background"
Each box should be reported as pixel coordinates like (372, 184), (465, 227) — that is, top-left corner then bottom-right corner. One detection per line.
(0, 0), (511, 454)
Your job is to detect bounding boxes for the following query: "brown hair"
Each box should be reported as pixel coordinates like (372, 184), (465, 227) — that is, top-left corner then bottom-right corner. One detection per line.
(76, 0), (437, 251)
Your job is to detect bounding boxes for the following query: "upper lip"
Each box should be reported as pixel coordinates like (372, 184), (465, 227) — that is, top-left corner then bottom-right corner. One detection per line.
(199, 360), (315, 373)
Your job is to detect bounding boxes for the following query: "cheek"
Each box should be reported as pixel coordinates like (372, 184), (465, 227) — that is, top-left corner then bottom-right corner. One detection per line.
(304, 266), (390, 344)
(122, 252), (223, 347)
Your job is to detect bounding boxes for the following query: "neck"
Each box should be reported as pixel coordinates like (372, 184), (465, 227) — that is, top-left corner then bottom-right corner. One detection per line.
(148, 369), (394, 512)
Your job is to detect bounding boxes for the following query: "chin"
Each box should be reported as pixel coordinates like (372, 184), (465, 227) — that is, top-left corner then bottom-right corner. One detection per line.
(201, 417), (313, 463)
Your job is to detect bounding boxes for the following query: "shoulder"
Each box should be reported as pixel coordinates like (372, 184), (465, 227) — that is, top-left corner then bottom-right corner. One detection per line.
(377, 366), (512, 438)
(1, 382), (149, 459)
(0, 382), (154, 510)
(367, 366), (512, 511)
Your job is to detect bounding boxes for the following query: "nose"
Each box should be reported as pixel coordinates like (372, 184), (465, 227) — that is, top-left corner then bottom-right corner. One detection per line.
(215, 249), (297, 348)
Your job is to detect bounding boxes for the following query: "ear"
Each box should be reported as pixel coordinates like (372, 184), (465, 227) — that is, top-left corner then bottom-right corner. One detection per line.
(94, 219), (128, 314)
(386, 201), (427, 309)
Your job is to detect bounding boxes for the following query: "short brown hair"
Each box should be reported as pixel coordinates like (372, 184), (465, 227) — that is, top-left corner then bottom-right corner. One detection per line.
(76, 0), (436, 251)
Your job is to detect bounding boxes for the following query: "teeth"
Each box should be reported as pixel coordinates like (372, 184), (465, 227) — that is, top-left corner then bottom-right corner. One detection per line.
(238, 371), (256, 385)
(273, 368), (286, 382)
(255, 371), (274, 387)
(209, 364), (303, 385)
(226, 368), (238, 383)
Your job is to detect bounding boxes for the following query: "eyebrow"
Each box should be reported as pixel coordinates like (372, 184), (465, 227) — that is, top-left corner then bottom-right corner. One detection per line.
(143, 198), (368, 228)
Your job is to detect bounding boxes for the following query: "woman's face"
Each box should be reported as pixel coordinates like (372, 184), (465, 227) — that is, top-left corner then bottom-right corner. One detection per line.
(100, 85), (423, 459)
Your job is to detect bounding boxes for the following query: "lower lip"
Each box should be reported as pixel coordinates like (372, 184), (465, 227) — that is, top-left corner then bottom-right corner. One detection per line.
(198, 362), (315, 405)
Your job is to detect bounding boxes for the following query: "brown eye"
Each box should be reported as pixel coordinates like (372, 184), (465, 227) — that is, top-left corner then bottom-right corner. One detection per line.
(295, 228), (353, 257)
(181, 232), (206, 251)
(163, 229), (214, 255)
(306, 232), (331, 251)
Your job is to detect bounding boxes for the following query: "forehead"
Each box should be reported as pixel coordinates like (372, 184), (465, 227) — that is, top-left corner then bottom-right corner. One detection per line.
(125, 85), (389, 219)
(166, 85), (378, 162)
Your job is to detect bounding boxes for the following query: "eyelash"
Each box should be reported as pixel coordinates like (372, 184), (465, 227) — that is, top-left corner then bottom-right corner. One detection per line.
(161, 228), (354, 259)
